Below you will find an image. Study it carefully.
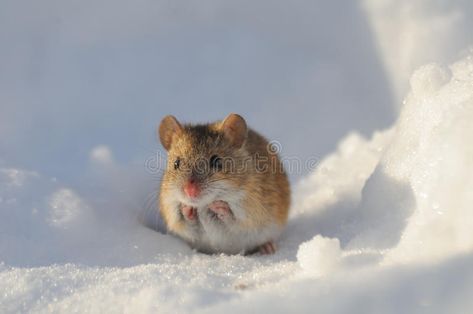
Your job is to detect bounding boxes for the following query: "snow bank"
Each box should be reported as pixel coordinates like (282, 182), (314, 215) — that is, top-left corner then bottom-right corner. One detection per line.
(296, 53), (473, 272)
(384, 57), (473, 263)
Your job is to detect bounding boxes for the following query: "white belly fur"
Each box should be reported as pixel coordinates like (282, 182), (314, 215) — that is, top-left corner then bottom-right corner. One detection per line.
(193, 203), (282, 254)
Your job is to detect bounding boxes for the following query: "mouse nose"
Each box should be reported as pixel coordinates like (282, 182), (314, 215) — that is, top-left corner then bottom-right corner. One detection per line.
(183, 178), (201, 198)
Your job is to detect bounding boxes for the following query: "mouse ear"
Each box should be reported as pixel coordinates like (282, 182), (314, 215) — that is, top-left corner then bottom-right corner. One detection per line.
(220, 113), (247, 148)
(158, 115), (183, 151)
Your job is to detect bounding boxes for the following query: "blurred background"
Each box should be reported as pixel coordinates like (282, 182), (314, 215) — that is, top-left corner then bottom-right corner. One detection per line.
(1, 0), (472, 183)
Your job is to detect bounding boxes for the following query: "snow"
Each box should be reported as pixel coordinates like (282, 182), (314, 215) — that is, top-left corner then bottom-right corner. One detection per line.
(297, 236), (342, 277)
(362, 0), (473, 104)
(1, 0), (473, 313)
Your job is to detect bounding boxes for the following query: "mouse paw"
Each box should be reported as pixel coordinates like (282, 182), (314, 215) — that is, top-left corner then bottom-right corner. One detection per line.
(181, 205), (198, 221)
(208, 200), (232, 221)
(258, 241), (276, 255)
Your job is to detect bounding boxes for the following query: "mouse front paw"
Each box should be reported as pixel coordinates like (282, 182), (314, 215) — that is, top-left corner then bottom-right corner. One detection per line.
(208, 200), (233, 221)
(181, 204), (198, 222)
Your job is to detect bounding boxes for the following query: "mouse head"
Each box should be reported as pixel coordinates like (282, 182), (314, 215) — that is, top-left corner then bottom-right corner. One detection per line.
(158, 113), (249, 207)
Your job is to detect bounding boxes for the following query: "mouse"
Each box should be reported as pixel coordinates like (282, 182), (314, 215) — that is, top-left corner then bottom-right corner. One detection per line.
(158, 113), (290, 255)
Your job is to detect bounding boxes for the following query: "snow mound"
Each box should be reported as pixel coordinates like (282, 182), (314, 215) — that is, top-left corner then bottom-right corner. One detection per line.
(384, 56), (473, 263)
(297, 235), (342, 277)
(297, 54), (473, 269)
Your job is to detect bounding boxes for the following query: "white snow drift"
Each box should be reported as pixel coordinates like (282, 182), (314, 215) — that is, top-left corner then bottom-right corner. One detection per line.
(295, 54), (473, 273)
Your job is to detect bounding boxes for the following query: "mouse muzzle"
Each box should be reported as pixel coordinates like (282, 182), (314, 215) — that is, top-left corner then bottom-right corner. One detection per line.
(183, 177), (201, 199)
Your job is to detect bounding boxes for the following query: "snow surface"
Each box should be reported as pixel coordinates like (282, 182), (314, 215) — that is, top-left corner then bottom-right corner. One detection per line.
(1, 0), (473, 313)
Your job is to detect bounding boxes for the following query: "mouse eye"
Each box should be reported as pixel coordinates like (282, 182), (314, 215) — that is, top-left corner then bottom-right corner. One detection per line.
(174, 158), (181, 170)
(210, 155), (223, 170)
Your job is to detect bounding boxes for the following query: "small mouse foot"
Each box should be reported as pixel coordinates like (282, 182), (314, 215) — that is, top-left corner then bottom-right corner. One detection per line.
(181, 205), (197, 221)
(258, 241), (276, 255)
(208, 200), (232, 221)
